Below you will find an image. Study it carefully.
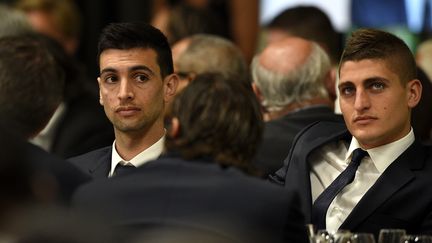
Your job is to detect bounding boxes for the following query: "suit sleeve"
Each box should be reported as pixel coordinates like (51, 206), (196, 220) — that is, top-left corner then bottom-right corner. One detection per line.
(268, 121), (321, 186)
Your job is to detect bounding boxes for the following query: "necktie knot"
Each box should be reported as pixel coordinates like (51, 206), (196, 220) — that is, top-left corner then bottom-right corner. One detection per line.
(113, 161), (136, 176)
(351, 148), (368, 166)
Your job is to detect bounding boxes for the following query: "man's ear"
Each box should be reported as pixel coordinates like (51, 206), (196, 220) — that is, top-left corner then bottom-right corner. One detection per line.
(168, 117), (180, 138)
(97, 77), (104, 106)
(325, 68), (337, 100)
(164, 74), (179, 102)
(252, 83), (263, 103)
(407, 79), (422, 108)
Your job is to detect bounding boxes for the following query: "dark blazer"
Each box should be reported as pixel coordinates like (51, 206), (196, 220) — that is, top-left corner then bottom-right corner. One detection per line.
(51, 93), (114, 159)
(24, 142), (91, 203)
(254, 106), (343, 176)
(271, 121), (432, 237)
(68, 146), (112, 179)
(73, 155), (309, 243)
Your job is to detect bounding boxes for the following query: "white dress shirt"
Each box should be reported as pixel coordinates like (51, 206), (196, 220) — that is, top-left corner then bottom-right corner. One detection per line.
(310, 128), (415, 231)
(108, 135), (165, 177)
(29, 103), (66, 151)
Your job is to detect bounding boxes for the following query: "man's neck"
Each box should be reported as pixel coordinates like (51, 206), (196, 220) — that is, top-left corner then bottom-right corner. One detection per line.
(114, 126), (165, 161)
(266, 98), (333, 121)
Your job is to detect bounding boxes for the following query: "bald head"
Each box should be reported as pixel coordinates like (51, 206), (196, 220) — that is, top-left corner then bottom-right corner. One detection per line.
(174, 34), (249, 85)
(251, 37), (331, 112)
(259, 37), (313, 75)
(172, 37), (192, 72)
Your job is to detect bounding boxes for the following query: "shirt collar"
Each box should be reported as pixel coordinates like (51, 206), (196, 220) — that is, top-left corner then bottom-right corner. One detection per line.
(109, 135), (165, 177)
(29, 103), (66, 151)
(346, 128), (415, 173)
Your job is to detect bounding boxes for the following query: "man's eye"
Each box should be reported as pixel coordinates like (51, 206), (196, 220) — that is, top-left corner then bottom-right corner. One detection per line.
(134, 74), (149, 82)
(371, 82), (385, 90)
(104, 76), (118, 83)
(341, 87), (355, 96)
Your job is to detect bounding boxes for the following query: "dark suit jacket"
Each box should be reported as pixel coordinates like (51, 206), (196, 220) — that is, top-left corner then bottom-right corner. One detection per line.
(254, 106), (343, 176)
(24, 142), (91, 203)
(73, 155), (308, 243)
(69, 146), (112, 179)
(51, 93), (114, 159)
(271, 121), (432, 237)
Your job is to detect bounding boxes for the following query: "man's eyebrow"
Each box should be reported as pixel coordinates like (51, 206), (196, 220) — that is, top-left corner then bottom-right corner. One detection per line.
(100, 66), (156, 76)
(338, 81), (354, 89)
(129, 65), (155, 76)
(363, 77), (389, 85)
(100, 68), (117, 75)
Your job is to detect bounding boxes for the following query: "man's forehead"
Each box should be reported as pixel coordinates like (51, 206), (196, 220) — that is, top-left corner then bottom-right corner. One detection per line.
(99, 48), (159, 69)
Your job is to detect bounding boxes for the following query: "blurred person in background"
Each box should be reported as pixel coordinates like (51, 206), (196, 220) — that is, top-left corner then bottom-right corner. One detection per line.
(12, 0), (115, 158)
(152, 0), (259, 63)
(266, 6), (342, 107)
(0, 34), (90, 203)
(15, 0), (81, 55)
(0, 3), (32, 36)
(251, 37), (343, 176)
(416, 39), (432, 81)
(150, 2), (224, 45)
(171, 34), (249, 92)
(167, 34), (250, 119)
(411, 67), (432, 144)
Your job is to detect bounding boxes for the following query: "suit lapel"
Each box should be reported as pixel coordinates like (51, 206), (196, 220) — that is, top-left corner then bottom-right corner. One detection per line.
(88, 146), (112, 178)
(340, 142), (425, 230)
(285, 122), (350, 221)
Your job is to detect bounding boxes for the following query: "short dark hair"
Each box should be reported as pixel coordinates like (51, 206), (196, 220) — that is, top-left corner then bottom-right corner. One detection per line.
(267, 6), (341, 64)
(340, 28), (417, 84)
(97, 22), (173, 78)
(0, 34), (64, 137)
(166, 73), (263, 174)
(167, 3), (224, 45)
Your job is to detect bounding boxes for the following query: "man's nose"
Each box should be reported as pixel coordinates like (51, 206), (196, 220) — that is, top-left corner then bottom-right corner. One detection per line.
(354, 88), (371, 111)
(118, 80), (134, 100)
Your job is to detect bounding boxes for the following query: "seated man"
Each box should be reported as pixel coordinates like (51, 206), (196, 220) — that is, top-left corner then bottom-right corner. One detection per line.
(73, 73), (308, 243)
(69, 22), (178, 178)
(0, 34), (90, 203)
(271, 28), (432, 237)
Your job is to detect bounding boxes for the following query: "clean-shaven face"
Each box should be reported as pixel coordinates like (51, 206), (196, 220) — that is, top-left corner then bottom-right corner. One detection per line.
(339, 59), (417, 149)
(98, 48), (166, 135)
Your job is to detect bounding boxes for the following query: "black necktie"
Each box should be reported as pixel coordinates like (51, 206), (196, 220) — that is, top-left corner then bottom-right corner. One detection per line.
(113, 161), (135, 176)
(312, 148), (368, 230)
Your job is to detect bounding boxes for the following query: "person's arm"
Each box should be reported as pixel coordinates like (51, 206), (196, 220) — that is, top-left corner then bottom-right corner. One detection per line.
(229, 0), (259, 63)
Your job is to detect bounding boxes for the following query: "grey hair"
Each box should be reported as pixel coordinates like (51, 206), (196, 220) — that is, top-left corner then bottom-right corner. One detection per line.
(251, 42), (330, 111)
(0, 4), (33, 38)
(176, 34), (249, 84)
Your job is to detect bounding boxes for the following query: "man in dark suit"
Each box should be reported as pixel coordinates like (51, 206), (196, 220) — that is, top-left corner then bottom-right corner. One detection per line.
(5, 1), (115, 159)
(251, 37), (342, 176)
(69, 22), (178, 178)
(73, 73), (308, 243)
(271, 28), (432, 237)
(0, 34), (90, 203)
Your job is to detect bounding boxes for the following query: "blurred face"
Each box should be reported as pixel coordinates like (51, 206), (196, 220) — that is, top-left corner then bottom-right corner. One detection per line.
(98, 48), (174, 136)
(25, 10), (77, 55)
(339, 59), (421, 149)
